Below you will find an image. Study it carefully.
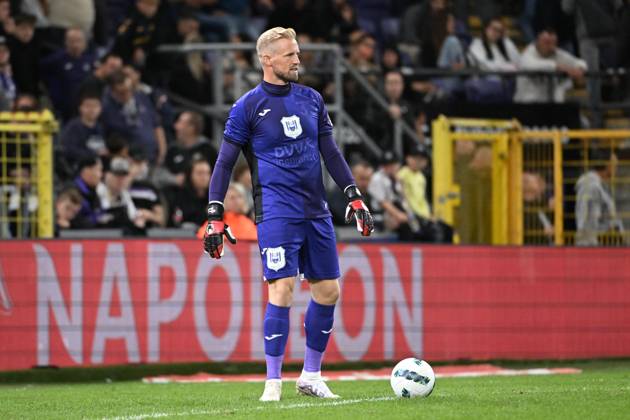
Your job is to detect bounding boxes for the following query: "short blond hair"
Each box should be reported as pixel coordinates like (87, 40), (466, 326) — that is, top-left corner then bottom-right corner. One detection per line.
(256, 27), (297, 59)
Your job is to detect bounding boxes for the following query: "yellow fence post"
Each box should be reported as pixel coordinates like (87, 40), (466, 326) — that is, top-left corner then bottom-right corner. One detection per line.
(508, 129), (523, 245)
(491, 133), (509, 244)
(552, 130), (564, 246)
(36, 110), (56, 238)
(432, 115), (456, 226)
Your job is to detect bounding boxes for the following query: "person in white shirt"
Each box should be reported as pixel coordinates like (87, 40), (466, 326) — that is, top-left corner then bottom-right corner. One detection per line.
(514, 28), (587, 103)
(468, 17), (520, 72)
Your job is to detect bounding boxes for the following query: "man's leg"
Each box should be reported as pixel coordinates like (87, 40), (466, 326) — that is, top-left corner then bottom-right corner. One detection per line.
(297, 278), (341, 398)
(260, 277), (294, 402)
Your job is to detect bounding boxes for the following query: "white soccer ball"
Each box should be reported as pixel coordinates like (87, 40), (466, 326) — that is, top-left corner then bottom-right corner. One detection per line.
(390, 358), (436, 398)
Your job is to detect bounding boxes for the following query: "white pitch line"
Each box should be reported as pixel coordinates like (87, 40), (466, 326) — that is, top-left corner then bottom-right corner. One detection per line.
(97, 396), (397, 420)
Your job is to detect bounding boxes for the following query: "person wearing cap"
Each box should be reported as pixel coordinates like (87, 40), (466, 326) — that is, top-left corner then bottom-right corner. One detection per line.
(96, 156), (145, 231)
(367, 151), (411, 234)
(397, 145), (431, 221)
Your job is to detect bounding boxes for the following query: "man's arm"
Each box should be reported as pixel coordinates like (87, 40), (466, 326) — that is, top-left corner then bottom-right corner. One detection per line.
(203, 139), (241, 258)
(319, 134), (374, 236)
(154, 126), (167, 165)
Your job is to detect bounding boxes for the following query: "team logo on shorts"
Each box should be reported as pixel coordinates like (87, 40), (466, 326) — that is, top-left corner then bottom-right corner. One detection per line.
(265, 246), (286, 271)
(281, 115), (302, 139)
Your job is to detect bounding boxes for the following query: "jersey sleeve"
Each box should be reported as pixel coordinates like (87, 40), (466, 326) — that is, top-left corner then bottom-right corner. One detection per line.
(317, 92), (334, 139)
(223, 98), (251, 145)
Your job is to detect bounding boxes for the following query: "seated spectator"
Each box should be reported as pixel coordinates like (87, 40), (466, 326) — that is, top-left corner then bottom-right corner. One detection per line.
(367, 151), (409, 234)
(156, 111), (216, 188)
(96, 156), (144, 231)
(100, 70), (167, 165)
(434, 11), (466, 100)
(60, 93), (106, 170)
(0, 36), (14, 110)
(54, 187), (82, 236)
(77, 52), (123, 101)
(348, 31), (379, 84)
(1, 165), (37, 238)
(13, 92), (39, 112)
(575, 148), (621, 246)
(40, 27), (96, 121)
(128, 146), (165, 232)
(465, 17), (520, 103)
(165, 155), (211, 228)
(398, 145), (431, 221)
(197, 182), (257, 241)
(102, 132), (130, 171)
(329, 160), (374, 226)
(71, 155), (104, 229)
(514, 28), (587, 103)
(468, 17), (520, 71)
(7, 13), (40, 96)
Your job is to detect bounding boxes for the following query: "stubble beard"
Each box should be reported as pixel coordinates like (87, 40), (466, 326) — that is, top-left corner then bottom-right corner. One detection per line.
(275, 68), (299, 83)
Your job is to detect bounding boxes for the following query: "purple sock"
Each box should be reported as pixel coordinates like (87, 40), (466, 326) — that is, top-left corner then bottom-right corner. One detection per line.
(263, 302), (290, 379)
(303, 299), (335, 373)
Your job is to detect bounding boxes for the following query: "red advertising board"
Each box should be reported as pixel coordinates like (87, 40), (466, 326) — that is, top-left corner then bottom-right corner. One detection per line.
(0, 240), (629, 371)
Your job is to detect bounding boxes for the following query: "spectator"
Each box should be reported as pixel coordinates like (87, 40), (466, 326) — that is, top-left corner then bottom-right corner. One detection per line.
(41, 27), (96, 121)
(575, 148), (620, 246)
(434, 12), (466, 99)
(97, 156), (144, 231)
(168, 9), (213, 104)
(123, 64), (175, 139)
(416, 0), (449, 67)
(54, 187), (82, 235)
(77, 53), (123, 101)
(12, 92), (39, 111)
(348, 31), (379, 80)
(0, 36), (16, 110)
(367, 151), (413, 236)
(562, 0), (621, 110)
(1, 165), (37, 237)
(331, 1), (360, 46)
(366, 70), (416, 155)
(0, 0), (14, 39)
(397, 145), (431, 221)
(7, 13), (40, 95)
(128, 147), (165, 232)
(60, 92), (106, 170)
(71, 155), (103, 229)
(100, 70), (167, 165)
(165, 155), (211, 228)
(468, 17), (520, 71)
(514, 28), (587, 103)
(155, 110), (216, 188)
(112, 0), (175, 82)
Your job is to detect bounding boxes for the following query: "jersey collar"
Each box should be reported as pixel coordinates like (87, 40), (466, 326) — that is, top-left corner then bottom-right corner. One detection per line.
(261, 80), (291, 96)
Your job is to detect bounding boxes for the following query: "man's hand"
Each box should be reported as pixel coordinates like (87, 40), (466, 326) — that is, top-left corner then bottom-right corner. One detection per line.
(344, 185), (374, 236)
(203, 202), (237, 258)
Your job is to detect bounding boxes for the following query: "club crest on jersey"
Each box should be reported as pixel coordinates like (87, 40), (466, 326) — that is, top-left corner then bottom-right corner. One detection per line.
(280, 115), (302, 139)
(265, 246), (286, 271)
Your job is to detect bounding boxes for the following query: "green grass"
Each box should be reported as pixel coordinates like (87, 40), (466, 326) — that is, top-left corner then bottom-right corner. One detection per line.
(1, 362), (630, 419)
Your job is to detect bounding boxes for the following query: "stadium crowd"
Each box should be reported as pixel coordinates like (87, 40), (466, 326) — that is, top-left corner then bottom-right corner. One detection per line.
(0, 0), (626, 242)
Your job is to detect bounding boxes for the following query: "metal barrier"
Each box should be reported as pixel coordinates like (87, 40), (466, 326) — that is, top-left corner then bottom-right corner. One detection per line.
(433, 115), (630, 246)
(0, 111), (57, 238)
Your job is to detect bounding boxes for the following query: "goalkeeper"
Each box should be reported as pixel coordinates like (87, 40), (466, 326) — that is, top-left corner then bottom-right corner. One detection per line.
(203, 27), (374, 402)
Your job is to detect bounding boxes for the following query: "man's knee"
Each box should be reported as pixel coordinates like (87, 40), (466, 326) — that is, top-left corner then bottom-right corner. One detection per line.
(268, 277), (295, 306)
(310, 279), (340, 305)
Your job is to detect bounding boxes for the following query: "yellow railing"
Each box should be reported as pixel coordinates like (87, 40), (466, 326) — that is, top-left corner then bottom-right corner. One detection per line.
(432, 115), (630, 245)
(0, 111), (58, 238)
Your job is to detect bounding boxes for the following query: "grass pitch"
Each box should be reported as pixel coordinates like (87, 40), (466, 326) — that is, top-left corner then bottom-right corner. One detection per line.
(1, 362), (629, 419)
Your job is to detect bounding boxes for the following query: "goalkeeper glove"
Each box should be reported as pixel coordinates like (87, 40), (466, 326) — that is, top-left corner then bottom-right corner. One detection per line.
(203, 201), (237, 259)
(344, 185), (374, 236)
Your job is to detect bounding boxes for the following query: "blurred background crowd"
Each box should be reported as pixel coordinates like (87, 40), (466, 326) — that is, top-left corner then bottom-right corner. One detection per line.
(1, 0), (628, 243)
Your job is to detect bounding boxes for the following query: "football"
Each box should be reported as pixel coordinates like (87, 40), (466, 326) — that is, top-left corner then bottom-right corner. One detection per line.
(390, 358), (436, 398)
